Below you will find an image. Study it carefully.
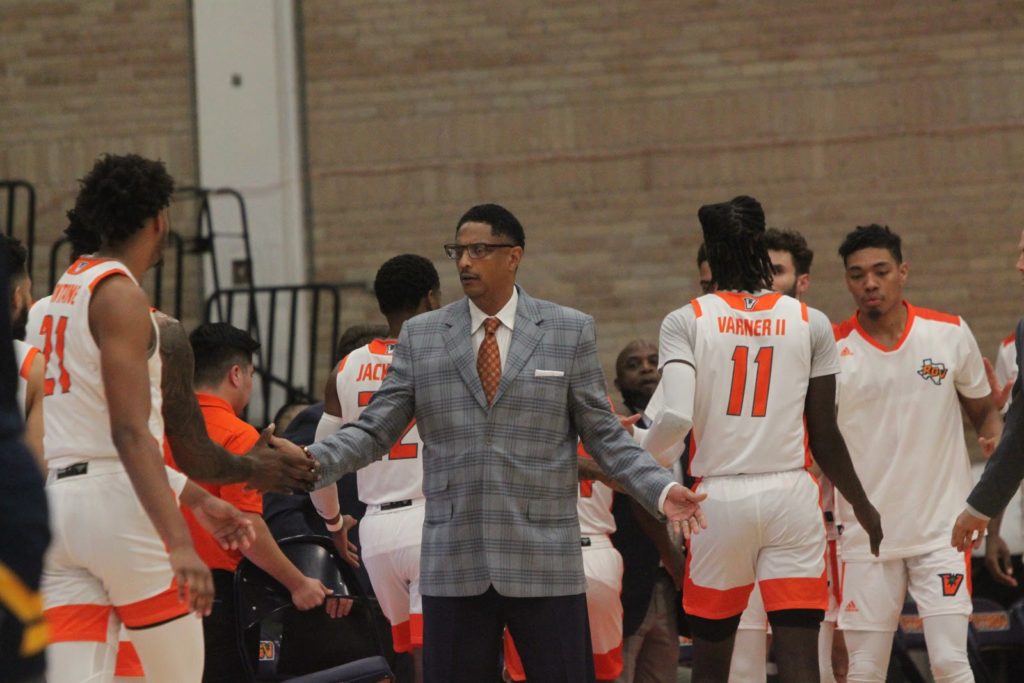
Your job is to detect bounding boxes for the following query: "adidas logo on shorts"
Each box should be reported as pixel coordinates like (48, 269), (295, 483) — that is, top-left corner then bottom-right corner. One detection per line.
(844, 601), (859, 612)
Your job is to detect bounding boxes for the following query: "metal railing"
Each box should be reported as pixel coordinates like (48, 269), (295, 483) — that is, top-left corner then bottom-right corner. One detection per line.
(1, 180), (37, 273)
(48, 231), (188, 320)
(204, 283), (365, 425)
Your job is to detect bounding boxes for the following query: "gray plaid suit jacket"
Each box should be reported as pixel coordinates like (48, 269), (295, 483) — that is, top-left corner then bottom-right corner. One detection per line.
(308, 288), (677, 598)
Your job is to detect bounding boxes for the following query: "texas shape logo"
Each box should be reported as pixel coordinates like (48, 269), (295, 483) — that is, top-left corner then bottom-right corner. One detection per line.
(917, 359), (948, 385)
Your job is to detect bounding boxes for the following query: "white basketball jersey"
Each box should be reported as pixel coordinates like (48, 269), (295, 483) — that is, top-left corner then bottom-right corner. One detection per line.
(14, 339), (39, 418)
(834, 303), (989, 561)
(336, 339), (423, 505)
(577, 444), (615, 537)
(994, 331), (1017, 415)
(42, 257), (164, 469)
(660, 291), (838, 477)
(25, 295), (50, 351)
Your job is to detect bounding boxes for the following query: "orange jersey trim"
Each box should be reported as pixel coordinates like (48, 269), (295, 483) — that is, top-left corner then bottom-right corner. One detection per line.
(87, 268), (130, 294)
(800, 301), (809, 322)
(66, 256), (115, 276)
(115, 583), (189, 629)
(913, 306), (961, 327)
(44, 603), (111, 643)
(115, 640), (145, 677)
(367, 338), (398, 355)
(759, 573), (828, 613)
(19, 346), (39, 380)
(390, 614), (424, 653)
(691, 299), (703, 318)
(836, 301), (917, 352)
(1002, 332), (1016, 348)
(713, 291), (783, 312)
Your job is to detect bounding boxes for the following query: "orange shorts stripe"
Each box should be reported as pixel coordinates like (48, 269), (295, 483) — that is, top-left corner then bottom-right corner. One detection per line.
(759, 572), (828, 612)
(115, 582), (189, 629)
(504, 634), (526, 681)
(828, 540), (841, 604)
(504, 630), (623, 680)
(390, 613), (424, 653)
(683, 576), (754, 620)
(593, 642), (624, 680)
(44, 604), (112, 643)
(115, 640), (145, 677)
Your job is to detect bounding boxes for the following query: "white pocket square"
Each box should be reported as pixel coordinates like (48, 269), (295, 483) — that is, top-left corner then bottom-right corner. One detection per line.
(534, 369), (565, 378)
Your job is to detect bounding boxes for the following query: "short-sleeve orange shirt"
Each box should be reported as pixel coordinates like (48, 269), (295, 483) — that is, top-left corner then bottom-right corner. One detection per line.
(164, 392), (262, 572)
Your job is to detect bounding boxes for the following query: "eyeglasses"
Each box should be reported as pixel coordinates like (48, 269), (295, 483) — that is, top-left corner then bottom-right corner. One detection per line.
(443, 243), (517, 260)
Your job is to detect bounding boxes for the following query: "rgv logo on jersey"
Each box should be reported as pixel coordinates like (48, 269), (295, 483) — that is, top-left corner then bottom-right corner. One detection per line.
(917, 359), (948, 386)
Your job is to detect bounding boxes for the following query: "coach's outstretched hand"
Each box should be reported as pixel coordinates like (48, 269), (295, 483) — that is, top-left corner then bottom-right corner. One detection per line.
(663, 484), (708, 541)
(951, 508), (987, 552)
(245, 426), (321, 494)
(853, 500), (884, 557)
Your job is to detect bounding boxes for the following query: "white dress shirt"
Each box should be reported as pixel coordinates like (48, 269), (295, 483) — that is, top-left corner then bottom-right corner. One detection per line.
(468, 286), (518, 369)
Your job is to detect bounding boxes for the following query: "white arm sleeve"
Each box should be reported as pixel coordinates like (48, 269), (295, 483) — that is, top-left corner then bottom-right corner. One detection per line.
(641, 361), (695, 466)
(310, 412), (345, 520)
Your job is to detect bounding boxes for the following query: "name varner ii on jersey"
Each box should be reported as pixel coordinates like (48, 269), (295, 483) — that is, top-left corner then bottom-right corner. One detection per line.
(689, 291), (812, 478)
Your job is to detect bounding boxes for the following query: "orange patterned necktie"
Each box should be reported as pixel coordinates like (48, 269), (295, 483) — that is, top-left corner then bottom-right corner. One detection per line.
(478, 317), (502, 405)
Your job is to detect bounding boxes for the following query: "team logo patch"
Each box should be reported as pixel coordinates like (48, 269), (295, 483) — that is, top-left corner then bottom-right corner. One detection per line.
(259, 640), (277, 660)
(939, 573), (964, 596)
(917, 359), (948, 385)
(386, 342), (397, 354)
(743, 297), (757, 310)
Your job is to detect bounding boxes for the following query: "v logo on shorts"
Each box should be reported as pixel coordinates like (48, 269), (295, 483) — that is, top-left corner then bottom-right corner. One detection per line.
(939, 573), (965, 596)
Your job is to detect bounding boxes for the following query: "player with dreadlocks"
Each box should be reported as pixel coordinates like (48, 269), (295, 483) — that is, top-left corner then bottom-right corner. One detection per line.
(633, 195), (882, 681)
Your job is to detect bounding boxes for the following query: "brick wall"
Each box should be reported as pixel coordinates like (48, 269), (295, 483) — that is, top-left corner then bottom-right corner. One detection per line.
(301, 0), (1024, 388)
(0, 0), (200, 324)
(3, 0), (1023, 414)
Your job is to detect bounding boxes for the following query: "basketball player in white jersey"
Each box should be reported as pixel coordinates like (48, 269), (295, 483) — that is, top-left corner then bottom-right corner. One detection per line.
(637, 196), (882, 682)
(41, 154), (256, 683)
(2, 234), (44, 468)
(833, 224), (1001, 683)
(729, 228), (848, 683)
(311, 254), (440, 682)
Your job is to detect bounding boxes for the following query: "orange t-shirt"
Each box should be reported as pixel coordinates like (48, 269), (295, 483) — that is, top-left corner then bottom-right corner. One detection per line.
(164, 393), (262, 572)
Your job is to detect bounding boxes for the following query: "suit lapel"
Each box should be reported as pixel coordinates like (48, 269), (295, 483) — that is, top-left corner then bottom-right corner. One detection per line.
(491, 289), (544, 407)
(443, 300), (489, 411)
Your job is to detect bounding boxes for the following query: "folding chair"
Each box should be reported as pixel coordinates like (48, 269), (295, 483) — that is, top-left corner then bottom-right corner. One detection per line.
(968, 596), (1023, 682)
(235, 535), (394, 682)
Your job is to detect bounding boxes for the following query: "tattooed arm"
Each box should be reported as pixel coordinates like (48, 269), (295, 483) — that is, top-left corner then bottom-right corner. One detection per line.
(156, 312), (318, 492)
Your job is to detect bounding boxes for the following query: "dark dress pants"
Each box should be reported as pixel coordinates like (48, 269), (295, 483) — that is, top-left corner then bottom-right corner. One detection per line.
(423, 586), (595, 683)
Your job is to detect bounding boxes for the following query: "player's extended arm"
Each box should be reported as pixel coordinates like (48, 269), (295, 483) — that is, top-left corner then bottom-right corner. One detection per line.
(310, 368), (361, 568)
(155, 312), (317, 493)
(238, 512), (346, 612)
(960, 393), (1003, 458)
(91, 278), (214, 616)
(804, 374), (883, 557)
(24, 351), (45, 472)
(306, 324), (416, 487)
(636, 361), (694, 466)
